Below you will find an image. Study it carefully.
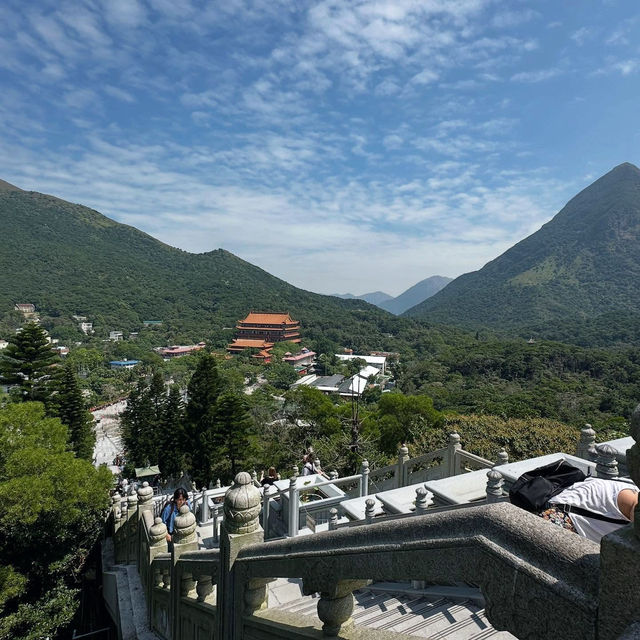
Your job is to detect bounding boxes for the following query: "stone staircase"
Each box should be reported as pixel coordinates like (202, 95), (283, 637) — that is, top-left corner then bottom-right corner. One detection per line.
(269, 579), (515, 639)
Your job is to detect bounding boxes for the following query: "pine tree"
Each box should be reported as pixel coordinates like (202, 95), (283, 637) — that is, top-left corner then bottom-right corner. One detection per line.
(210, 391), (254, 478)
(56, 365), (95, 460)
(121, 378), (155, 467)
(185, 355), (222, 484)
(158, 385), (186, 479)
(0, 321), (59, 403)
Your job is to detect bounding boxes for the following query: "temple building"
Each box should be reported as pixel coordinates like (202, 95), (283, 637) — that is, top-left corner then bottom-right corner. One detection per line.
(227, 312), (301, 361)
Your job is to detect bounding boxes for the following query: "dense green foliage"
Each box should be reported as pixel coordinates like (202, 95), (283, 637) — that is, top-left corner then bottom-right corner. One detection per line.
(54, 365), (96, 460)
(408, 163), (640, 344)
(0, 322), (59, 404)
(0, 403), (112, 640)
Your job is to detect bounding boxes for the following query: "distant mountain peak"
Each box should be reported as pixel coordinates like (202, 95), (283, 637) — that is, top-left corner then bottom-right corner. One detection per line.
(0, 179), (22, 192)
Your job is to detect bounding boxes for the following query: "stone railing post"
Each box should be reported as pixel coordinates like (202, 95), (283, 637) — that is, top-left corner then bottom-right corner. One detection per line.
(262, 484), (275, 539)
(397, 444), (409, 488)
(486, 469), (505, 503)
(147, 518), (168, 625)
(447, 432), (462, 477)
(171, 504), (198, 640)
(495, 448), (509, 467)
(288, 473), (299, 537)
(359, 460), (369, 497)
(598, 403), (640, 638)
(415, 487), (429, 515)
(212, 503), (221, 544)
(215, 478), (221, 489)
(137, 482), (154, 571)
(302, 579), (368, 637)
(364, 498), (376, 524)
(111, 491), (122, 530)
(595, 443), (619, 479)
(200, 490), (210, 524)
(328, 508), (339, 531)
(576, 424), (597, 460)
(329, 470), (339, 481)
(217, 472), (265, 640)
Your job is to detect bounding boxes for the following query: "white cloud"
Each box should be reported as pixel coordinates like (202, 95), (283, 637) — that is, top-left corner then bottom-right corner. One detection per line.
(511, 68), (561, 82)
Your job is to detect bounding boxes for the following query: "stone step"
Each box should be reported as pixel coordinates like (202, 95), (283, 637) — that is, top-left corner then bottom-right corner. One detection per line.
(268, 580), (516, 639)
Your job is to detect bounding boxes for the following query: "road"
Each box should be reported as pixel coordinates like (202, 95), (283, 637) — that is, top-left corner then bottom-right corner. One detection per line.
(92, 399), (127, 475)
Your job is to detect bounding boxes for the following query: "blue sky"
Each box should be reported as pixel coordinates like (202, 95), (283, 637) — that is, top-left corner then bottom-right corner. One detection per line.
(1, 1), (639, 297)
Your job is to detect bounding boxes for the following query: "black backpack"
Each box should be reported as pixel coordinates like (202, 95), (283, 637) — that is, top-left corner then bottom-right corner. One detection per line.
(509, 459), (586, 512)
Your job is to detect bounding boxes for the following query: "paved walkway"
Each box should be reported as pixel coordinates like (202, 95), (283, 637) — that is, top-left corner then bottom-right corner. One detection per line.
(93, 400), (127, 473)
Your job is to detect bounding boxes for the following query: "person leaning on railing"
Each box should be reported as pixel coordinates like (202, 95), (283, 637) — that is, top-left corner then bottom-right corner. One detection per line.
(161, 488), (191, 544)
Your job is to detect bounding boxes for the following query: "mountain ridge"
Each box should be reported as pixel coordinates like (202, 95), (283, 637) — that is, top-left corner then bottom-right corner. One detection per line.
(406, 162), (640, 334)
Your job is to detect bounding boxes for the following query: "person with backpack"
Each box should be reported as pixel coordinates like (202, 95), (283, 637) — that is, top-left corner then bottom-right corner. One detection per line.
(541, 477), (638, 542)
(161, 488), (191, 543)
(508, 459), (638, 543)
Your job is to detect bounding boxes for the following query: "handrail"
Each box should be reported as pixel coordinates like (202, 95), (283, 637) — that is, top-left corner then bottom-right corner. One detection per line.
(234, 502), (600, 640)
(404, 447), (447, 470)
(455, 449), (494, 467)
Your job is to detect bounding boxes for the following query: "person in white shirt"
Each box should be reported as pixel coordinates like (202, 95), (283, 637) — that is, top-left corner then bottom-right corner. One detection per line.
(540, 477), (638, 543)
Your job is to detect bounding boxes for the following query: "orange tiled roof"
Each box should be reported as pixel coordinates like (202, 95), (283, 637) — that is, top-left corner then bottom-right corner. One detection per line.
(228, 339), (274, 348)
(241, 312), (297, 325)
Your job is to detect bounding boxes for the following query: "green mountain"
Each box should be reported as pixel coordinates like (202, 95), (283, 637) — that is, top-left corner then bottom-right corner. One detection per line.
(379, 276), (452, 315)
(333, 291), (394, 305)
(406, 163), (640, 340)
(0, 181), (398, 349)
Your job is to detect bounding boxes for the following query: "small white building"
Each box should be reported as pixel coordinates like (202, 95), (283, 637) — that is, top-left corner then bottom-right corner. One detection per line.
(109, 331), (124, 341)
(79, 322), (93, 334)
(0, 339), (8, 350)
(335, 353), (387, 374)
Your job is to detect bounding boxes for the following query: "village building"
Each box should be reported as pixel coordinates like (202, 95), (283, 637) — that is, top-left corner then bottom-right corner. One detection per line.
(158, 342), (206, 359)
(335, 353), (387, 374)
(14, 303), (35, 314)
(109, 331), (124, 341)
(109, 359), (140, 370)
(227, 312), (301, 361)
(0, 339), (7, 350)
(79, 322), (93, 334)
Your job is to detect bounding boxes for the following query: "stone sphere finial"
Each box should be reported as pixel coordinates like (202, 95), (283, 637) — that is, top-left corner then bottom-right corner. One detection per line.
(449, 432), (461, 445)
(496, 448), (509, 466)
(150, 517), (168, 546)
(173, 504), (197, 544)
(127, 490), (138, 507)
(486, 468), (505, 503)
(223, 471), (262, 534)
(596, 443), (619, 479)
(361, 460), (369, 472)
(137, 481), (154, 504)
(399, 443), (409, 457)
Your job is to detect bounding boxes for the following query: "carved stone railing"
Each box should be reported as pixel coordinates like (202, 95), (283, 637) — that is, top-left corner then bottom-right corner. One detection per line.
(107, 408), (640, 640)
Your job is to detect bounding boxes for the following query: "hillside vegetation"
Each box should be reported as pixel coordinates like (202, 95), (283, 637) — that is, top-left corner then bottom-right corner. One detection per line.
(407, 163), (640, 343)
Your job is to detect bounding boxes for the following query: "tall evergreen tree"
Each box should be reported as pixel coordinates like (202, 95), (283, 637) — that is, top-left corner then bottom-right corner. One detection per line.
(158, 385), (186, 479)
(210, 391), (254, 478)
(185, 355), (222, 484)
(121, 378), (155, 467)
(0, 322), (59, 404)
(56, 365), (95, 460)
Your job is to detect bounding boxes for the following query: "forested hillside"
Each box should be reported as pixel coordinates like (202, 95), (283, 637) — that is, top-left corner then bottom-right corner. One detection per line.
(0, 181), (397, 349)
(407, 163), (640, 343)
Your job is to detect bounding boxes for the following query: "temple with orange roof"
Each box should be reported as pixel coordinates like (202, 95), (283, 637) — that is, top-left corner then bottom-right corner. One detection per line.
(227, 312), (301, 362)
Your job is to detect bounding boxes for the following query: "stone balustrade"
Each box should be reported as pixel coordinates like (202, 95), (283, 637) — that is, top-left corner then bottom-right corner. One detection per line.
(107, 411), (640, 639)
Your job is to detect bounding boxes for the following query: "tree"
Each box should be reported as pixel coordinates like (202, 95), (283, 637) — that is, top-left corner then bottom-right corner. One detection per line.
(185, 355), (222, 484)
(0, 322), (59, 404)
(209, 392), (254, 478)
(0, 402), (112, 639)
(121, 378), (155, 467)
(158, 385), (186, 479)
(55, 365), (95, 460)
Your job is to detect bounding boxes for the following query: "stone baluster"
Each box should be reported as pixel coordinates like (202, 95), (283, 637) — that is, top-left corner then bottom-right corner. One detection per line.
(111, 491), (122, 524)
(170, 504), (198, 639)
(364, 498), (376, 524)
(208, 480), (214, 490)
(136, 481), (155, 571)
(215, 478), (221, 489)
(121, 494), (129, 521)
(415, 487), (429, 515)
(486, 469), (505, 503)
(149, 518), (168, 596)
(127, 489), (139, 514)
(397, 443), (409, 488)
(292, 464), (299, 478)
(328, 508), (339, 531)
(576, 424), (597, 460)
(288, 473), (299, 537)
(201, 490), (210, 524)
(262, 484), (275, 539)
(218, 472), (267, 638)
(495, 448), (509, 467)
(304, 580), (367, 637)
(251, 469), (259, 487)
(447, 432), (462, 477)
(598, 403), (640, 639)
(329, 470), (339, 481)
(595, 443), (619, 479)
(360, 460), (370, 497)
(173, 505), (198, 596)
(212, 503), (220, 543)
